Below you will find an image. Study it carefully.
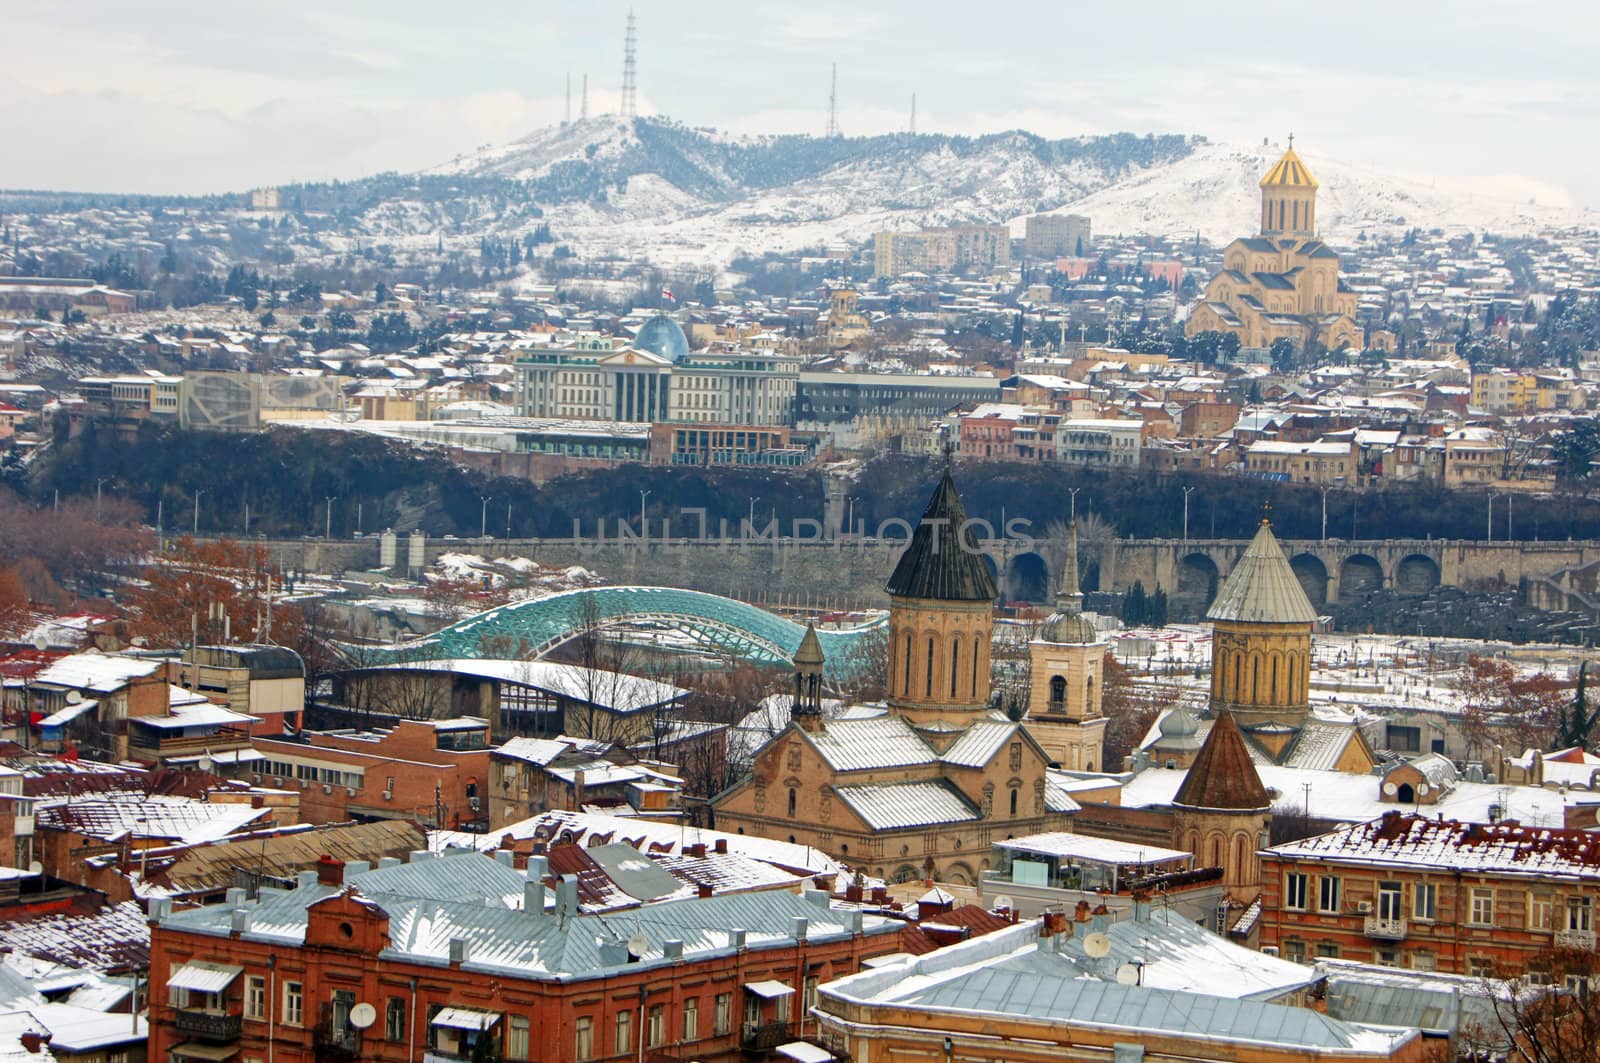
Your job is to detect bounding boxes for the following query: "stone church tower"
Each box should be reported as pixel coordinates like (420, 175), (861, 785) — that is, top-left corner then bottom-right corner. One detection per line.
(1171, 708), (1271, 901)
(1207, 519), (1317, 731)
(1259, 140), (1318, 239)
(1025, 521), (1107, 771)
(882, 468), (998, 726)
(791, 622), (826, 733)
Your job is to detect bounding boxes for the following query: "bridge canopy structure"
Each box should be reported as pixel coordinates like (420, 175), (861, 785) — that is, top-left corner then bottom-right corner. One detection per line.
(353, 586), (888, 682)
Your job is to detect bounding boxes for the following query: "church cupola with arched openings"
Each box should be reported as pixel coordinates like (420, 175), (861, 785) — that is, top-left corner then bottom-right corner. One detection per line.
(1259, 139), (1319, 241)
(1207, 519), (1316, 730)
(883, 469), (997, 726)
(1025, 520), (1107, 771)
(791, 622), (826, 733)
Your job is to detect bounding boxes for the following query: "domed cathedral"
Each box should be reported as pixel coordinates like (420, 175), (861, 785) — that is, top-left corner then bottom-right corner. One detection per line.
(882, 467), (998, 728)
(1171, 708), (1272, 901)
(1185, 138), (1361, 353)
(1207, 519), (1317, 740)
(1025, 521), (1108, 771)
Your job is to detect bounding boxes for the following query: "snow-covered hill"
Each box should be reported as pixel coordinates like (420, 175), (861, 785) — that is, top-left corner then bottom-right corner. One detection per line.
(1066, 140), (1596, 243)
(344, 119), (1599, 270)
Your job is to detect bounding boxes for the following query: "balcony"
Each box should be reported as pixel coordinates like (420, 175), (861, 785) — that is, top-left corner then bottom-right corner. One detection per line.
(1556, 928), (1596, 950)
(315, 1022), (363, 1058)
(174, 1009), (243, 1041)
(742, 1022), (792, 1053)
(1363, 916), (1408, 941)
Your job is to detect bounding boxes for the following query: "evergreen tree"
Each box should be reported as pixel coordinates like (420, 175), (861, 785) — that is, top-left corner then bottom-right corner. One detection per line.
(1560, 662), (1598, 751)
(1011, 313), (1024, 349)
(1149, 586), (1169, 628)
(1122, 580), (1148, 626)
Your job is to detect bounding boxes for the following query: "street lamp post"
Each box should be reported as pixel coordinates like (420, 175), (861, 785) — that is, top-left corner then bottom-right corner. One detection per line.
(1182, 486), (1195, 542)
(96, 478), (107, 520)
(480, 495), (491, 539)
(638, 489), (651, 534)
(847, 497), (858, 538)
(1487, 493), (1500, 542)
(325, 496), (336, 539)
(1067, 487), (1080, 523)
(748, 495), (761, 530)
(1320, 486), (1329, 541)
(193, 490), (203, 534)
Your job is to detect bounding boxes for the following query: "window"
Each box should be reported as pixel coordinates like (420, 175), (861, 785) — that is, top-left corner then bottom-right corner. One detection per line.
(1284, 872), (1308, 911)
(574, 1017), (594, 1061)
(1318, 875), (1341, 914)
(646, 1004), (666, 1048)
(1470, 957), (1495, 978)
(1315, 942), (1340, 958)
(683, 997), (698, 1042)
(283, 981), (304, 1027)
(1414, 883), (1437, 922)
(1009, 788), (1019, 816)
(386, 997), (406, 1042)
(1282, 939), (1306, 963)
(1568, 896), (1594, 932)
(1531, 893), (1554, 931)
(1377, 881), (1403, 921)
(615, 1011), (632, 1055)
(714, 993), (732, 1035)
(1410, 951), (1436, 972)
(496, 1014), (526, 1059)
(1470, 888), (1495, 926)
(245, 976), (265, 1020)
(1375, 947), (1399, 968)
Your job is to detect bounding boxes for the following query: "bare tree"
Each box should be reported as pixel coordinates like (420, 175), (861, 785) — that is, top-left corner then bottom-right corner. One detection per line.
(1479, 946), (1600, 1063)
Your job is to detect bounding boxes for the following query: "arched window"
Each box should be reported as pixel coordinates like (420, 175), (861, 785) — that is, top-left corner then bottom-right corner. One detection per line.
(787, 788), (797, 817)
(925, 636), (935, 697)
(1251, 655), (1260, 701)
(950, 638), (960, 698)
(1009, 788), (1019, 816)
(1049, 675), (1066, 707)
(972, 635), (982, 698)
(1289, 655), (1297, 699)
(902, 634), (912, 695)
(1270, 656), (1279, 701)
(1232, 653), (1241, 693)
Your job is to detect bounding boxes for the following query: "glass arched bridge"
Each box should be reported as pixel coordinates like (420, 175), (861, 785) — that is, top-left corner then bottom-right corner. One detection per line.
(361, 586), (887, 681)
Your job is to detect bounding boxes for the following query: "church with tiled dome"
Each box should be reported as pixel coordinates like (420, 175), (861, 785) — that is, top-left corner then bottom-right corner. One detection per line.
(1186, 139), (1361, 354)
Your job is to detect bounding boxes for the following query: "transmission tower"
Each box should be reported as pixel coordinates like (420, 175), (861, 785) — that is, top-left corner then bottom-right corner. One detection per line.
(825, 63), (839, 138)
(564, 73), (571, 126)
(581, 74), (589, 120)
(909, 92), (917, 134)
(621, 9), (638, 118)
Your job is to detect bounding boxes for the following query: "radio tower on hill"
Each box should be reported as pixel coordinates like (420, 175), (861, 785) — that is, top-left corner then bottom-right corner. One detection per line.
(825, 63), (840, 138)
(620, 9), (638, 118)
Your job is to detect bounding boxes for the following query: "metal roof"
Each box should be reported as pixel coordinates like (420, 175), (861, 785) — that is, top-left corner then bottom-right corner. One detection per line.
(1206, 521), (1319, 625)
(884, 470), (998, 602)
(803, 717), (937, 772)
(834, 781), (978, 831)
(938, 720), (1017, 769)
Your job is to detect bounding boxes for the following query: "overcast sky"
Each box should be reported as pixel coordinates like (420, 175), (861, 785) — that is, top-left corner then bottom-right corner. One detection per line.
(5, 0), (1598, 205)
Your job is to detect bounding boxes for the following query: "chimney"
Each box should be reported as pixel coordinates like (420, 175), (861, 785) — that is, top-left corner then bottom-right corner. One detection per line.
(791, 916), (809, 941)
(1131, 890), (1152, 924)
(316, 855), (345, 886)
(225, 887), (247, 907)
(494, 850), (514, 867)
(573, 769), (585, 810)
(713, 838), (727, 854)
(525, 881), (547, 915)
(1074, 900), (1093, 923)
(844, 881), (864, 903)
(557, 876), (579, 917)
(345, 860), (370, 877)
(663, 939), (683, 960)
(296, 870), (318, 890)
(1090, 903), (1110, 935)
(378, 857), (401, 870)
(251, 794), (264, 809)
(804, 888), (830, 911)
(849, 911), (864, 934)
(1041, 910), (1069, 938)
(599, 939), (629, 965)
(230, 908), (251, 935)
(731, 928), (747, 950)
(409, 850), (435, 863)
(685, 843), (706, 858)
(870, 886), (888, 905)
(148, 898), (172, 924)
(19, 1032), (47, 1054)
(448, 938), (469, 966)
(697, 882), (714, 899)
(526, 855), (549, 882)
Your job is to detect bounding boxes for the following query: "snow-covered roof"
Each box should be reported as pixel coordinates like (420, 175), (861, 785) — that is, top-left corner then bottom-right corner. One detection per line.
(1269, 812), (1600, 880)
(834, 781), (978, 831)
(29, 653), (162, 694)
(995, 832), (1191, 865)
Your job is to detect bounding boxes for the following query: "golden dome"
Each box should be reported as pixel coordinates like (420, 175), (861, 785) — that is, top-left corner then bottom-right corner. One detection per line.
(1259, 145), (1319, 189)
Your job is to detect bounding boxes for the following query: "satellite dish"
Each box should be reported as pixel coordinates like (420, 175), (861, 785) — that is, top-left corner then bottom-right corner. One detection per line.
(1116, 963), (1142, 986)
(993, 896), (1014, 913)
(627, 930), (648, 957)
(32, 634), (48, 652)
(348, 1002), (377, 1029)
(197, 756), (216, 773)
(27, 861), (42, 875)
(65, 691), (82, 704)
(1083, 932), (1111, 958)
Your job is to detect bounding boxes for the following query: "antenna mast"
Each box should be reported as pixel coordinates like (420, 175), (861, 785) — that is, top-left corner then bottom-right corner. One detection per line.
(621, 9), (638, 118)
(825, 63), (839, 138)
(581, 74), (589, 121)
(910, 93), (916, 134)
(564, 73), (572, 126)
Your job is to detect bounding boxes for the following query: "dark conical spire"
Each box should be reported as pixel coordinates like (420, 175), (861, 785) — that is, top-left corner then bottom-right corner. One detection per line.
(1173, 710), (1270, 811)
(884, 469), (998, 601)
